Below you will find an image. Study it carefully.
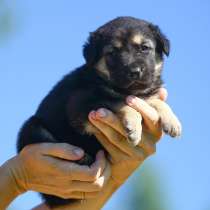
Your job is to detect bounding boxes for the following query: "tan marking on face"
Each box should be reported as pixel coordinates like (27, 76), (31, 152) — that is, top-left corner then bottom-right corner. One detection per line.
(131, 34), (144, 45)
(154, 61), (163, 77)
(155, 61), (163, 72)
(95, 57), (110, 79)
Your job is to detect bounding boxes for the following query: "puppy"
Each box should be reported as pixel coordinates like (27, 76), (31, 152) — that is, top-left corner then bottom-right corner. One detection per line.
(17, 16), (182, 207)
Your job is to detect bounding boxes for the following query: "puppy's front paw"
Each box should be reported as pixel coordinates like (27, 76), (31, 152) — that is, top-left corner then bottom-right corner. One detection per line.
(148, 98), (182, 138)
(161, 115), (182, 137)
(117, 105), (142, 146)
(123, 118), (142, 146)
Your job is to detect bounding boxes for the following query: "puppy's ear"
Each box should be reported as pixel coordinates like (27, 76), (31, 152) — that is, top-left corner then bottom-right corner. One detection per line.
(83, 32), (103, 65)
(149, 24), (170, 57)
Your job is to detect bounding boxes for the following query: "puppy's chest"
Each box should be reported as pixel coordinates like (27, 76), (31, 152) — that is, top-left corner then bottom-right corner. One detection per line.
(67, 87), (122, 114)
(66, 84), (159, 117)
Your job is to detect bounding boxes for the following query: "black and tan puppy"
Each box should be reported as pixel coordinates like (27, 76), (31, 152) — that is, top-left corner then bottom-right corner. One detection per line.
(17, 16), (182, 207)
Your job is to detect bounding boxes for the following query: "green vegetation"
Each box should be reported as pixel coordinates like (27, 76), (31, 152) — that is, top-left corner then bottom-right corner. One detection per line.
(0, 0), (14, 42)
(129, 165), (169, 210)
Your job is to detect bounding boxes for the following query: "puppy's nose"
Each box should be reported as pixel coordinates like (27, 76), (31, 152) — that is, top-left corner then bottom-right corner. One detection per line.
(129, 66), (143, 79)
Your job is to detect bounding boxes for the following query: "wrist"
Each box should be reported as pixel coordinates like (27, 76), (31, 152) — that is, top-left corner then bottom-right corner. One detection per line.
(1, 156), (26, 194)
(0, 157), (25, 209)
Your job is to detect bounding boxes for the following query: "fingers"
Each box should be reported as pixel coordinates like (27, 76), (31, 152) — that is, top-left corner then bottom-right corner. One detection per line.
(94, 131), (124, 162)
(62, 151), (107, 182)
(58, 157), (111, 199)
(70, 161), (110, 193)
(90, 109), (127, 137)
(62, 191), (99, 199)
(38, 143), (84, 161)
(126, 96), (162, 138)
(126, 96), (159, 125)
(158, 88), (168, 101)
(139, 131), (156, 156)
(89, 112), (144, 161)
(26, 149), (110, 200)
(36, 186), (100, 199)
(125, 88), (168, 138)
(89, 114), (129, 155)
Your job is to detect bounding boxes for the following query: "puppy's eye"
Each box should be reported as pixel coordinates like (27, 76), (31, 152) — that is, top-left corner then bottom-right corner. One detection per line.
(135, 44), (151, 54)
(141, 45), (151, 52)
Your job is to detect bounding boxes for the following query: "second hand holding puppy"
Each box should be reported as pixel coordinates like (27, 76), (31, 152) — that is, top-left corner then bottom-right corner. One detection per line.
(89, 88), (167, 187)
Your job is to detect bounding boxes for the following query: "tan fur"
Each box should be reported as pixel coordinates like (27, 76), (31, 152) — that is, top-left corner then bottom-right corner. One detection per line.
(147, 98), (182, 137)
(114, 104), (143, 146)
(84, 97), (181, 147)
(84, 121), (99, 135)
(116, 98), (182, 143)
(131, 34), (144, 45)
(155, 61), (163, 72)
(95, 57), (110, 79)
(154, 61), (163, 77)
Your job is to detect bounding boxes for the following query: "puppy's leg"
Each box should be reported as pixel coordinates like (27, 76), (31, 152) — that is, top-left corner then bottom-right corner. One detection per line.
(115, 104), (142, 146)
(17, 116), (57, 152)
(147, 99), (182, 137)
(84, 104), (142, 146)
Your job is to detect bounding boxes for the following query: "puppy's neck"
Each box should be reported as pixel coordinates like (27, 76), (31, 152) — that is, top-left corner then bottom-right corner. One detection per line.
(84, 66), (162, 99)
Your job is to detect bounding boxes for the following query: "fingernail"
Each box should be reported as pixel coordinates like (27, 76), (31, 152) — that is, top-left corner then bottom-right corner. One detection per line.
(89, 111), (96, 119)
(73, 148), (84, 157)
(126, 96), (136, 105)
(97, 108), (107, 118)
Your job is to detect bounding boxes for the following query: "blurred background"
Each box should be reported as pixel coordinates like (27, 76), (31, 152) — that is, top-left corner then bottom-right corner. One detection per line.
(0, 0), (210, 209)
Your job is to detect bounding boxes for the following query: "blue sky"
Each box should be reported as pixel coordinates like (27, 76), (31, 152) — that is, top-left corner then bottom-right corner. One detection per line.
(0, 0), (210, 209)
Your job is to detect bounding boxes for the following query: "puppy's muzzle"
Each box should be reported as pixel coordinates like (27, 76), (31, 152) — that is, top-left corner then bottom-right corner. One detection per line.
(128, 64), (144, 80)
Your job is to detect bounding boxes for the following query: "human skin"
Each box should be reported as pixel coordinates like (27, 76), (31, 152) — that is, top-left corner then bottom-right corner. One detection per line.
(0, 144), (110, 210)
(33, 88), (167, 210)
(0, 88), (167, 210)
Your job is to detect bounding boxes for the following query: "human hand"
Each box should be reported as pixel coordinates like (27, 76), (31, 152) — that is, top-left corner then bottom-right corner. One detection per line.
(31, 89), (167, 210)
(88, 88), (167, 186)
(6, 143), (110, 200)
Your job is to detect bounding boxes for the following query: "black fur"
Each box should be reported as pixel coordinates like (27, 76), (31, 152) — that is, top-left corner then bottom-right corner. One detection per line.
(17, 16), (170, 207)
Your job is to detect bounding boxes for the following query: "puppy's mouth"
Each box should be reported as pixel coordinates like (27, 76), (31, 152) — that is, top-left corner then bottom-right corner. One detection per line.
(123, 69), (151, 89)
(124, 79), (150, 89)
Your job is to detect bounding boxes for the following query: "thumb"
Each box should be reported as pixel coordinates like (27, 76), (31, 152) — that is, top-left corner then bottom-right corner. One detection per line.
(39, 143), (84, 161)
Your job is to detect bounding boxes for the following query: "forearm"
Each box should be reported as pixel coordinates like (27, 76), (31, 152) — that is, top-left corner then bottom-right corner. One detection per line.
(0, 157), (23, 209)
(80, 178), (119, 210)
(57, 179), (118, 210)
(34, 179), (119, 210)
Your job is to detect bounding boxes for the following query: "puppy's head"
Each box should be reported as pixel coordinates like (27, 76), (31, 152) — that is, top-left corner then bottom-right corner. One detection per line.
(83, 17), (170, 94)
